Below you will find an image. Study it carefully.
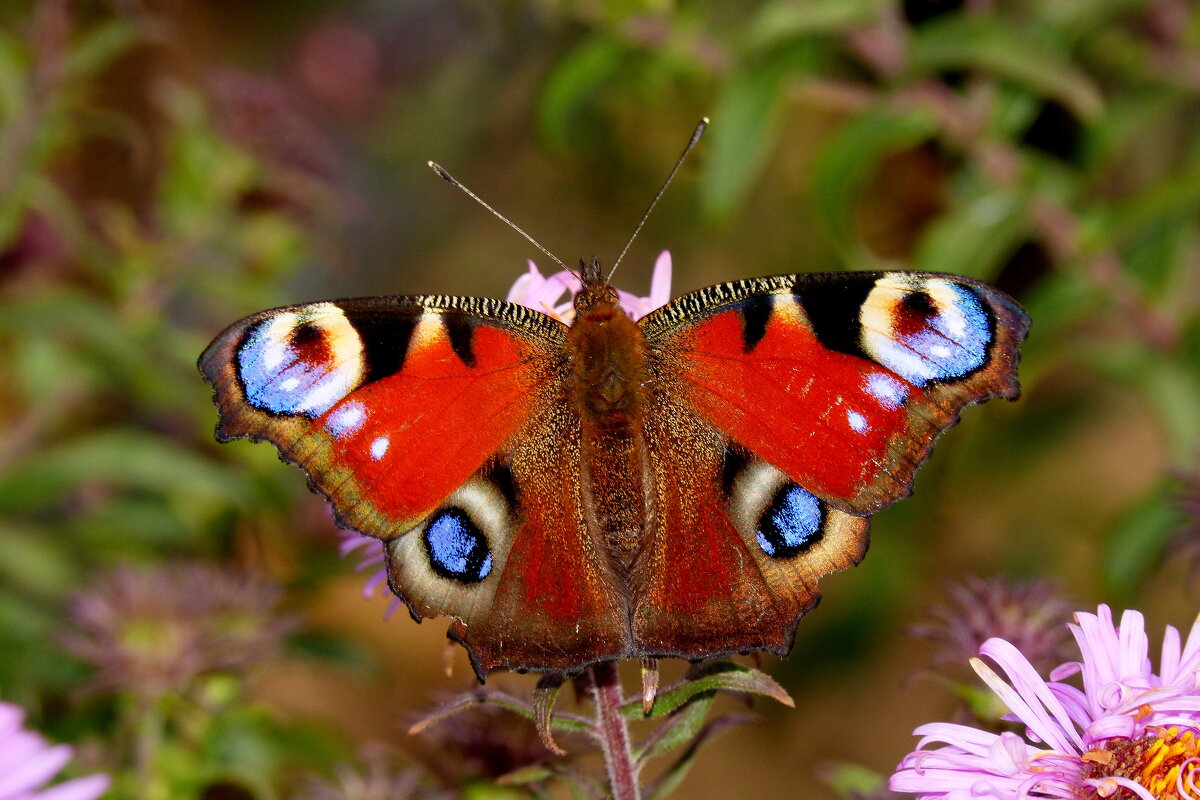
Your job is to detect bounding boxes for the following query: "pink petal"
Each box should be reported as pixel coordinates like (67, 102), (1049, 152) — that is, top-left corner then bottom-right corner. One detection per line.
(1084, 775), (1156, 800)
(1116, 608), (1150, 681)
(504, 262), (546, 305)
(0, 743), (72, 796)
(31, 773), (111, 800)
(974, 642), (1083, 754)
(0, 730), (45, 774)
(648, 251), (673, 308)
(0, 703), (23, 735)
(361, 568), (388, 598)
(1160, 623), (1182, 680)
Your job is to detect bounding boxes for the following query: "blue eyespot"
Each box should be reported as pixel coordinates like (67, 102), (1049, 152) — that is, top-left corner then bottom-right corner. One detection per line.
(862, 280), (991, 387)
(756, 486), (823, 558)
(423, 508), (493, 583)
(237, 311), (360, 417)
(239, 322), (314, 415)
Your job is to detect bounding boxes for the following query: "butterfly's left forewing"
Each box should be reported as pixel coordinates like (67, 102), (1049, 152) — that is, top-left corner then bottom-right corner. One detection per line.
(201, 296), (563, 537)
(200, 296), (632, 677)
(632, 271), (1028, 658)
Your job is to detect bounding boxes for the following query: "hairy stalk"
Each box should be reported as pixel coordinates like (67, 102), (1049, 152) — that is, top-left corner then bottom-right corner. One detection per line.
(589, 661), (640, 800)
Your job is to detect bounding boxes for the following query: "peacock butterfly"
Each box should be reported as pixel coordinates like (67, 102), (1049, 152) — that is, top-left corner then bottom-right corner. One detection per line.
(199, 125), (1029, 681)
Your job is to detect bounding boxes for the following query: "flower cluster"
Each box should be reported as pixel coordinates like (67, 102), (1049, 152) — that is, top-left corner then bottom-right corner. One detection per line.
(63, 562), (294, 697)
(295, 746), (448, 800)
(0, 701), (108, 800)
(909, 576), (1077, 677)
(891, 604), (1200, 799)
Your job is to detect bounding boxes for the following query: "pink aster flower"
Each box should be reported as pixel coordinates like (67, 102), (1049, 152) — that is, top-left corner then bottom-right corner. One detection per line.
(343, 253), (675, 604)
(890, 604), (1200, 800)
(0, 701), (109, 800)
(505, 250), (673, 323)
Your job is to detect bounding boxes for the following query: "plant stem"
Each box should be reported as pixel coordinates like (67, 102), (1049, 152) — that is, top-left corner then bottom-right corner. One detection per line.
(589, 661), (640, 800)
(132, 697), (163, 800)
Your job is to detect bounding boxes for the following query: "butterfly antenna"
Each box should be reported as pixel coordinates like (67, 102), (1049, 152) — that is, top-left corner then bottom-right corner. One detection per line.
(427, 161), (571, 273)
(607, 117), (708, 283)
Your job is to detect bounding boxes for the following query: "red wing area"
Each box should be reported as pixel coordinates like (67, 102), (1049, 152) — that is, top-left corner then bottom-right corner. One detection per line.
(631, 406), (784, 656)
(630, 401), (869, 658)
(674, 306), (921, 509)
(427, 417), (633, 677)
(632, 487), (798, 657)
(199, 297), (566, 541)
(643, 273), (1028, 514)
(315, 323), (547, 532)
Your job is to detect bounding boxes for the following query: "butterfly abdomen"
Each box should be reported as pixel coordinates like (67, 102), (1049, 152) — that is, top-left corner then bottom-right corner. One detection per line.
(568, 290), (654, 560)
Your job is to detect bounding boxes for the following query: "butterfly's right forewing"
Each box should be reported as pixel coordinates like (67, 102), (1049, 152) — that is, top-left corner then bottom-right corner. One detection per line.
(631, 271), (1028, 660)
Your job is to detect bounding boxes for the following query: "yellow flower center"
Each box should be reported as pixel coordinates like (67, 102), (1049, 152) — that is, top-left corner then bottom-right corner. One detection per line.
(1082, 727), (1200, 799)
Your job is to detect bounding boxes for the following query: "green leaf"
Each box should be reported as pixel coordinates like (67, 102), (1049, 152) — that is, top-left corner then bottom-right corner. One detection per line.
(538, 37), (633, 151)
(64, 18), (141, 79)
(0, 28), (29, 122)
(1138, 358), (1200, 461)
(0, 427), (252, 515)
(1090, 162), (1200, 253)
(0, 288), (146, 388)
(744, 0), (883, 52)
(1102, 483), (1187, 599)
(495, 765), (555, 786)
(463, 781), (529, 800)
(811, 108), (938, 267)
(701, 46), (817, 222)
(497, 764), (603, 800)
(908, 16), (1103, 120)
(0, 522), (74, 597)
(914, 186), (1032, 278)
(283, 630), (379, 677)
(408, 689), (595, 739)
(621, 662), (792, 719)
(818, 762), (890, 798)
(633, 693), (714, 762)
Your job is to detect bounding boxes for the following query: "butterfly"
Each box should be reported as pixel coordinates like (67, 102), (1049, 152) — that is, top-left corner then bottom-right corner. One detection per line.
(200, 254), (1028, 681)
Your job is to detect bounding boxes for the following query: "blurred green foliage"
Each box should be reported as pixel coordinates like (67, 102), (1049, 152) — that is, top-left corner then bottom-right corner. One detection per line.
(0, 0), (1197, 798)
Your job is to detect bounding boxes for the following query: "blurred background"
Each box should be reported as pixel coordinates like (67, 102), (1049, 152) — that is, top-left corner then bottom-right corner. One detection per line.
(1, 0), (1198, 798)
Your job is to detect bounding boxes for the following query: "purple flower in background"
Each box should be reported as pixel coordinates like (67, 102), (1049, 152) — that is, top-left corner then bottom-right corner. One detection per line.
(295, 745), (448, 800)
(890, 604), (1200, 799)
(342, 254), (675, 606)
(0, 701), (109, 800)
(63, 563), (293, 697)
(340, 530), (403, 618)
(909, 576), (1076, 677)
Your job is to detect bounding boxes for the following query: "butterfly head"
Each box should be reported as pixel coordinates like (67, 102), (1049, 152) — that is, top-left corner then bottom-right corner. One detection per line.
(573, 257), (620, 316)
